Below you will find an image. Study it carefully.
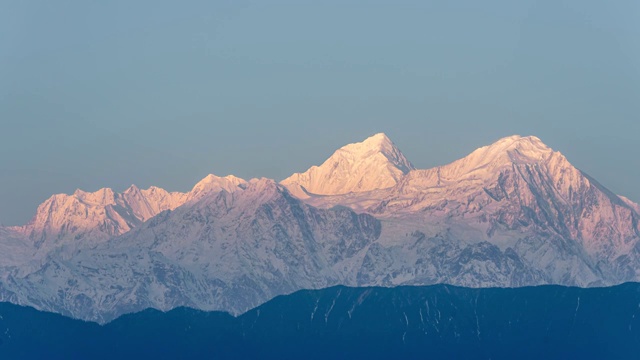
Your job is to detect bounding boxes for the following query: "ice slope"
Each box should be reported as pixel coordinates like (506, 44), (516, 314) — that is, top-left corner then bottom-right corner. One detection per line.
(281, 133), (414, 197)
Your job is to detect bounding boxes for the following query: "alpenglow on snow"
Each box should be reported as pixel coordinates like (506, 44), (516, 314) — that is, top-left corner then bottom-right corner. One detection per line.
(0, 133), (639, 322)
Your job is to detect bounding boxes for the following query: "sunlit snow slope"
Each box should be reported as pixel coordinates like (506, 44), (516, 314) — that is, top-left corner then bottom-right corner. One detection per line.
(0, 133), (638, 322)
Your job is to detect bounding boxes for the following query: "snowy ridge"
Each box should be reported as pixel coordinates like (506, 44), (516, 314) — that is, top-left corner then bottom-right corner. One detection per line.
(11, 174), (246, 256)
(306, 135), (640, 286)
(186, 174), (247, 203)
(281, 133), (414, 198)
(0, 133), (639, 322)
(0, 178), (381, 322)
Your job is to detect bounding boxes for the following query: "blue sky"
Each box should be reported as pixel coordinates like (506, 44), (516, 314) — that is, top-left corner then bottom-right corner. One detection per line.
(1, 0), (639, 225)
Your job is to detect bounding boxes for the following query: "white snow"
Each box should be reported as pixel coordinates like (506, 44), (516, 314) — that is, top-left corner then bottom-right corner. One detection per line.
(0, 134), (639, 323)
(281, 132), (414, 197)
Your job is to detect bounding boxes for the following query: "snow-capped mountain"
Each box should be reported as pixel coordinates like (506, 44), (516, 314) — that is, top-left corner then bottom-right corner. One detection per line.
(304, 135), (640, 286)
(281, 133), (414, 198)
(185, 174), (247, 202)
(0, 133), (638, 322)
(15, 186), (185, 251)
(0, 178), (380, 322)
(10, 174), (245, 257)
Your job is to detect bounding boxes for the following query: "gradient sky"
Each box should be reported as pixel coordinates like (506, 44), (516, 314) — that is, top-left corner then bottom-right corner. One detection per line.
(1, 0), (639, 225)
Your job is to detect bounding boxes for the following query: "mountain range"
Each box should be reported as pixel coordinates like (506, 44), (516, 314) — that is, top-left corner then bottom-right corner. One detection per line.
(0, 133), (638, 322)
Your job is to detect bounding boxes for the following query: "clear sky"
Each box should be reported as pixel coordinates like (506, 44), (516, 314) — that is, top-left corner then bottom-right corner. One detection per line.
(1, 0), (639, 225)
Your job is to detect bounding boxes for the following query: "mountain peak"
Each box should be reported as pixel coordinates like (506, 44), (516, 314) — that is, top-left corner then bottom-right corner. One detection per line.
(281, 133), (414, 197)
(487, 135), (551, 155)
(71, 187), (117, 205)
(187, 173), (247, 202)
(191, 174), (246, 188)
(247, 177), (281, 194)
(124, 184), (141, 195)
(359, 132), (393, 148)
(337, 133), (410, 168)
(443, 135), (556, 177)
(192, 177), (284, 211)
(379, 134), (577, 212)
